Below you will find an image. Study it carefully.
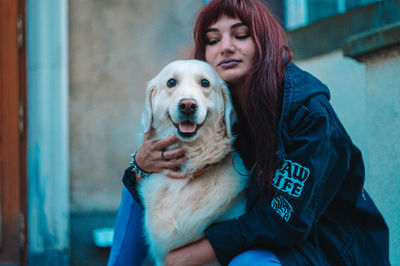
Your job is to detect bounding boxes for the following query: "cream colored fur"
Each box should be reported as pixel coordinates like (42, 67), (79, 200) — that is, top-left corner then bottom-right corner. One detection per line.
(139, 60), (248, 266)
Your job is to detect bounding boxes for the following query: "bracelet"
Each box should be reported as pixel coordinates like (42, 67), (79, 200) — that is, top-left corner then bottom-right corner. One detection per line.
(129, 152), (151, 178)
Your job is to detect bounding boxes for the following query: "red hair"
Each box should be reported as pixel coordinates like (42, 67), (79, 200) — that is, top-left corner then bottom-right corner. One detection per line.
(193, 0), (292, 198)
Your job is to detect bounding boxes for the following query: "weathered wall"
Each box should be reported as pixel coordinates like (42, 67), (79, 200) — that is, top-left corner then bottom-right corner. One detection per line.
(27, 0), (69, 264)
(363, 50), (400, 264)
(296, 50), (367, 154)
(69, 0), (203, 212)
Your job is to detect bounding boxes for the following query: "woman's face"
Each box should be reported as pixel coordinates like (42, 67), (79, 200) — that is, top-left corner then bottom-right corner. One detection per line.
(205, 16), (256, 88)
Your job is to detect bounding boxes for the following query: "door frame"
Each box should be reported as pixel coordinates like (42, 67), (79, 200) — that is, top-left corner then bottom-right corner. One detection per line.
(0, 0), (27, 264)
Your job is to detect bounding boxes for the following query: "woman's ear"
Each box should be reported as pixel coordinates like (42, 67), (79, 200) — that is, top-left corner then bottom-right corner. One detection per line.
(141, 81), (155, 134)
(220, 83), (235, 139)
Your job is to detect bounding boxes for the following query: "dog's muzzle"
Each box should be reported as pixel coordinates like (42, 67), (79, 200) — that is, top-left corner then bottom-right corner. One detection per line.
(178, 98), (197, 116)
(169, 98), (205, 139)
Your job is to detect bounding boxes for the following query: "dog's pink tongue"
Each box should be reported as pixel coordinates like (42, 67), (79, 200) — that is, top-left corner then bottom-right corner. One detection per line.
(179, 121), (197, 133)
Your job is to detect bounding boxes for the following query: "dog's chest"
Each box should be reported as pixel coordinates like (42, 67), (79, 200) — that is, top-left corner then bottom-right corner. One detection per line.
(139, 156), (246, 240)
(142, 165), (234, 217)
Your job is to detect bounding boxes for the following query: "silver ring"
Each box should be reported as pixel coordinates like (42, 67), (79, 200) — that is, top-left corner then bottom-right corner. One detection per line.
(161, 151), (166, 160)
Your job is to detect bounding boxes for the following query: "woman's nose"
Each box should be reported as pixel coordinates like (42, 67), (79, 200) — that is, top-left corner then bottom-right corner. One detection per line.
(220, 37), (235, 55)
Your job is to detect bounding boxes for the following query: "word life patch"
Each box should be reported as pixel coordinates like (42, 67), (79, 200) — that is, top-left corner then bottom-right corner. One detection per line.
(273, 160), (310, 197)
(271, 195), (293, 222)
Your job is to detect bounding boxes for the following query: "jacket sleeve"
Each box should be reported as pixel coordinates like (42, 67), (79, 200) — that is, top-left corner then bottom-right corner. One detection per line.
(122, 166), (145, 209)
(205, 97), (353, 265)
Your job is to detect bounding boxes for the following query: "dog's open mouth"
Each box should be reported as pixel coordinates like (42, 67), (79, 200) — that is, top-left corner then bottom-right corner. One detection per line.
(179, 120), (197, 134)
(169, 114), (204, 138)
(175, 120), (198, 138)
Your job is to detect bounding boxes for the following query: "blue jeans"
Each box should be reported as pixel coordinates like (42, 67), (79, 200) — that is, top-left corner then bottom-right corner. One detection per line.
(108, 188), (281, 266)
(108, 188), (148, 265)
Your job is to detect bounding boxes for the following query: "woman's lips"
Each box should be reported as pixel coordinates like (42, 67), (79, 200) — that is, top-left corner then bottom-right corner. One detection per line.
(218, 58), (241, 69)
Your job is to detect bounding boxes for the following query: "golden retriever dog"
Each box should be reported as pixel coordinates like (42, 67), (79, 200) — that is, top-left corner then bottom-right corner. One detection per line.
(139, 60), (248, 266)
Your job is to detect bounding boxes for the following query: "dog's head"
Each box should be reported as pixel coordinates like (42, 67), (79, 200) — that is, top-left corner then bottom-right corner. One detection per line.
(142, 60), (234, 142)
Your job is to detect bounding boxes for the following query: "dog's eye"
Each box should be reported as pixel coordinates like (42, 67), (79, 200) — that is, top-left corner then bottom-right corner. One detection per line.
(167, 79), (177, 88)
(200, 79), (210, 88)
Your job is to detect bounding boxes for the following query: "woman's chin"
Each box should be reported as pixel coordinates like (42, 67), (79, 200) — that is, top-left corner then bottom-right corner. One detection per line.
(217, 70), (246, 86)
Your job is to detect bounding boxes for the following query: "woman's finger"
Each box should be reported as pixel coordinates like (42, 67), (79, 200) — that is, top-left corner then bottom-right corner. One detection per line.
(170, 156), (188, 168)
(161, 147), (186, 160)
(153, 135), (180, 150)
(165, 170), (187, 179)
(159, 156), (187, 170)
(143, 127), (155, 141)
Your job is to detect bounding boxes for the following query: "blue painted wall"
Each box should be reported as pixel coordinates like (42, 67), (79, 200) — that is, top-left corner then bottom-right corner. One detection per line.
(27, 0), (69, 264)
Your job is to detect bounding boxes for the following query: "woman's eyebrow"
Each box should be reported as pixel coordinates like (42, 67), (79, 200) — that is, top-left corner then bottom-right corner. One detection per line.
(206, 27), (218, 33)
(231, 22), (246, 29)
(206, 22), (247, 33)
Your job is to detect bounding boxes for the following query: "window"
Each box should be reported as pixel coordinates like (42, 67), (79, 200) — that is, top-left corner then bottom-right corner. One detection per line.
(283, 0), (381, 30)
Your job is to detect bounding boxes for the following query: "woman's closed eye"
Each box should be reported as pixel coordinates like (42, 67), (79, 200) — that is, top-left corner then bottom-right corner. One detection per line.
(206, 32), (220, 45)
(235, 34), (250, 40)
(206, 38), (219, 45)
(206, 34), (249, 45)
(233, 27), (250, 40)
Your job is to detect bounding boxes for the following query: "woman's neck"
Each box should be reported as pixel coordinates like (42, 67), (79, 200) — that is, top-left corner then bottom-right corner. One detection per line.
(228, 81), (245, 114)
(228, 81), (242, 103)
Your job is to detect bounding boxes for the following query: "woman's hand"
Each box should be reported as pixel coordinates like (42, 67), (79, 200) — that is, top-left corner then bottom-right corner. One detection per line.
(165, 238), (217, 266)
(135, 128), (187, 180)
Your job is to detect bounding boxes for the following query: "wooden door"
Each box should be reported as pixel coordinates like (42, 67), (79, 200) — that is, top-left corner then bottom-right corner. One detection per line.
(0, 0), (27, 264)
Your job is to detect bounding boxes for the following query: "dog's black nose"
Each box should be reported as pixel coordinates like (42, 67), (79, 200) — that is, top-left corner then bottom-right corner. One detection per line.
(178, 99), (197, 116)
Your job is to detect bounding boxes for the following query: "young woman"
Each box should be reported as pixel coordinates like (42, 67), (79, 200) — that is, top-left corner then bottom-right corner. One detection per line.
(108, 0), (389, 265)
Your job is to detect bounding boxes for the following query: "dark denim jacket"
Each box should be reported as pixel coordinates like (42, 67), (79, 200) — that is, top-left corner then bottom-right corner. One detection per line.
(123, 63), (389, 265)
(205, 63), (389, 265)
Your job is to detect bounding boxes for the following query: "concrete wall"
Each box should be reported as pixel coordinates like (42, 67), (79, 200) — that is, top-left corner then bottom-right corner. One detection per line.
(296, 50), (367, 155)
(69, 0), (203, 213)
(362, 50), (400, 264)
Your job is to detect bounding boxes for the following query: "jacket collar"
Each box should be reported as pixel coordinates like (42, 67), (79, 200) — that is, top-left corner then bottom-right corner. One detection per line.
(275, 63), (331, 164)
(280, 62), (331, 122)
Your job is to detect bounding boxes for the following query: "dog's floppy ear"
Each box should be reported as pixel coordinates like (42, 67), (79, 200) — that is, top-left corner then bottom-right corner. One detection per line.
(220, 83), (235, 138)
(141, 81), (156, 134)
